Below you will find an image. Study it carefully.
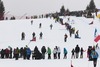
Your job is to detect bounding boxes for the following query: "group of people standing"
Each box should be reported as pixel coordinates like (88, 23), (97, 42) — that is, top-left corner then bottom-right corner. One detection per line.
(87, 44), (99, 67)
(33, 46), (68, 60)
(0, 46), (68, 60)
(21, 32), (43, 41)
(71, 45), (85, 59)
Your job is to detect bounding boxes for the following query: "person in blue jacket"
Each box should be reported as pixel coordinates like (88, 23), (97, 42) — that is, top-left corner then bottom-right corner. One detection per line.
(26, 48), (31, 60)
(63, 48), (68, 59)
(91, 49), (99, 67)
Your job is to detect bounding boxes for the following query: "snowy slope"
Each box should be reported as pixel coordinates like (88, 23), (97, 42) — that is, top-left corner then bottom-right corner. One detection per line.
(0, 16), (100, 67)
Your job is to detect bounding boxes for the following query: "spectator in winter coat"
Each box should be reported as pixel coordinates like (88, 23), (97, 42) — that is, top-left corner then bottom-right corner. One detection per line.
(13, 48), (16, 58)
(34, 46), (42, 60)
(14, 47), (19, 60)
(26, 48), (31, 60)
(41, 46), (46, 59)
(63, 48), (68, 59)
(64, 34), (68, 42)
(9, 47), (12, 58)
(5, 48), (10, 58)
(23, 47), (27, 60)
(80, 47), (85, 58)
(75, 45), (80, 58)
(53, 48), (57, 59)
(57, 47), (61, 59)
(47, 47), (51, 59)
(71, 48), (75, 59)
(19, 47), (23, 58)
(1, 49), (5, 59)
(87, 46), (92, 60)
(91, 49), (99, 67)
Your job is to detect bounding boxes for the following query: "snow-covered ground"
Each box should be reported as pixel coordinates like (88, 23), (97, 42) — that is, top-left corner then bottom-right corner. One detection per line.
(0, 16), (100, 67)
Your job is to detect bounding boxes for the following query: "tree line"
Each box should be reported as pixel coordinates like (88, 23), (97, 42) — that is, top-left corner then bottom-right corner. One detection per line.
(0, 0), (99, 20)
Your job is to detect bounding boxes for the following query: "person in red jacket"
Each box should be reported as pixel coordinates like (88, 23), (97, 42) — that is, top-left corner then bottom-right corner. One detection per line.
(5, 48), (10, 58)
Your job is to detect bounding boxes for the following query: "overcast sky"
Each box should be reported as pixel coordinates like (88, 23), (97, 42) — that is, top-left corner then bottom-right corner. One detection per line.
(2, 0), (100, 16)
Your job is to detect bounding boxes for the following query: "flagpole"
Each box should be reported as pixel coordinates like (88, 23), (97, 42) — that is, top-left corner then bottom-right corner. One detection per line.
(27, 41), (31, 46)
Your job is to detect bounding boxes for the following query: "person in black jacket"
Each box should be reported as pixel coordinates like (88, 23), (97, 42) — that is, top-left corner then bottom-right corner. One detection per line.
(9, 47), (12, 58)
(80, 47), (84, 58)
(75, 45), (80, 58)
(71, 48), (75, 59)
(1, 49), (5, 59)
(19, 47), (23, 58)
(34, 46), (42, 60)
(41, 46), (46, 59)
(23, 47), (27, 60)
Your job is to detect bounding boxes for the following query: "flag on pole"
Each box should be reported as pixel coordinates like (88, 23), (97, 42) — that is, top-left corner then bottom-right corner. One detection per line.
(30, 37), (36, 41)
(94, 35), (100, 42)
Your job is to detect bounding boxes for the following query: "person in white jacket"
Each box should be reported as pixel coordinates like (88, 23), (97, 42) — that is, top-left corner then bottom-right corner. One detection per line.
(57, 47), (61, 59)
(53, 48), (57, 59)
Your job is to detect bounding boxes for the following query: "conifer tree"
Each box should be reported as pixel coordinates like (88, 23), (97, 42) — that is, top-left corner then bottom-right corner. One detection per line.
(0, 0), (5, 20)
(60, 5), (65, 16)
(89, 0), (96, 11)
(86, 0), (96, 12)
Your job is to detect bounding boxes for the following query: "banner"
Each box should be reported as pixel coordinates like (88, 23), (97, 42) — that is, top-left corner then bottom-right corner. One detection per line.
(94, 35), (100, 42)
